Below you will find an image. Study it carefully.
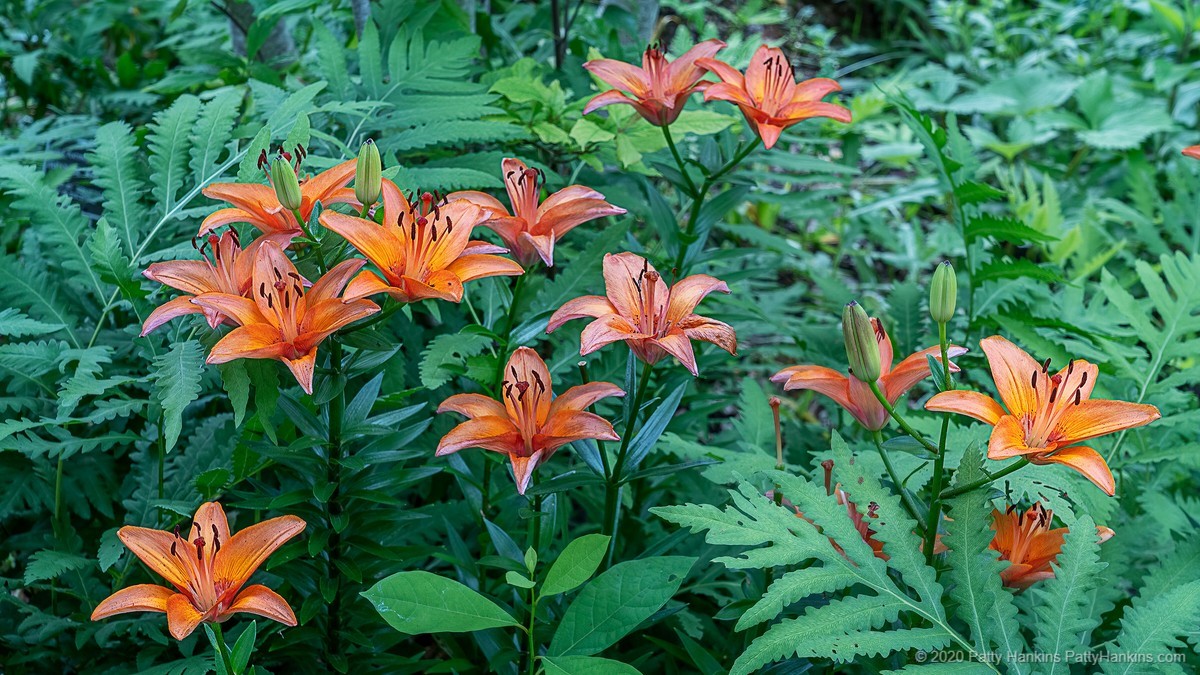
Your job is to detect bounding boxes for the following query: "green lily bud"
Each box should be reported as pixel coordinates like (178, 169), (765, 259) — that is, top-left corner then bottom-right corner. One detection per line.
(843, 301), (881, 382)
(355, 139), (382, 207)
(270, 157), (303, 211)
(929, 261), (957, 324)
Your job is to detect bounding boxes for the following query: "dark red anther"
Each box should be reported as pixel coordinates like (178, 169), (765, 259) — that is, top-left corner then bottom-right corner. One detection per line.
(821, 459), (834, 496)
(170, 540), (178, 557)
(194, 537), (205, 562)
(1031, 371), (1038, 389)
(1042, 357), (1051, 373)
(212, 524), (221, 555)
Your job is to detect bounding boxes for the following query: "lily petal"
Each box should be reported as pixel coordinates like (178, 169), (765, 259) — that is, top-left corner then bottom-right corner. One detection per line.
(988, 415), (1042, 459)
(883, 345), (967, 403)
(546, 295), (616, 333)
(579, 315), (642, 356)
(772, 365), (854, 413)
(283, 351), (317, 395)
(166, 593), (205, 640)
(193, 502), (231, 548)
(142, 296), (205, 336)
(439, 393), (508, 419)
(1032, 446), (1115, 496)
(226, 584), (298, 627)
(343, 270), (399, 302)
(655, 331), (699, 376)
(144, 261), (217, 296)
(696, 57), (746, 88)
(205, 324), (287, 364)
(117, 526), (190, 590)
(583, 59), (649, 96)
(435, 416), (522, 456)
(445, 253), (525, 283)
(666, 274), (729, 323)
(925, 390), (1005, 425)
(91, 585), (175, 620)
(319, 211), (402, 273)
(1054, 399), (1161, 446)
(536, 410), (620, 452)
(509, 450), (546, 495)
(548, 382), (625, 417)
(213, 514), (307, 595)
(308, 258), (367, 304)
(192, 293), (269, 327)
(603, 252), (666, 319)
(678, 314), (737, 355)
(980, 336), (1042, 417)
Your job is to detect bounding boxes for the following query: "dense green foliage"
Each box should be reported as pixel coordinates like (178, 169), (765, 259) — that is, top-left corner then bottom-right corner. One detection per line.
(2, 1), (1199, 673)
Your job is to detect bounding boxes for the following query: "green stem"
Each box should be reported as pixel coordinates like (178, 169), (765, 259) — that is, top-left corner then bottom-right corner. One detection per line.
(661, 123), (698, 197)
(293, 207), (327, 273)
(526, 585), (539, 675)
(866, 380), (939, 454)
(602, 359), (654, 565)
(212, 623), (236, 675)
(940, 458), (1030, 500)
(671, 139), (760, 275)
(157, 432), (165, 500)
(923, 323), (953, 564)
(359, 203), (371, 219)
(528, 491), (542, 555)
(325, 339), (345, 667)
(480, 457), (493, 521)
(872, 430), (925, 533)
(492, 271), (530, 394)
(578, 360), (610, 479)
(53, 456), (64, 527)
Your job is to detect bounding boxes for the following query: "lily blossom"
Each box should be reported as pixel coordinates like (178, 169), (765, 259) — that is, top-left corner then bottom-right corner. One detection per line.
(319, 179), (524, 303)
(193, 241), (379, 394)
(141, 230), (297, 336)
(436, 347), (624, 494)
(546, 252), (737, 376)
(91, 502), (305, 640)
(772, 317), (966, 431)
(925, 336), (1160, 496)
(1184, 146), (1200, 160)
(198, 147), (358, 238)
(990, 503), (1113, 590)
(582, 39), (726, 126)
(697, 45), (851, 149)
(450, 158), (626, 267)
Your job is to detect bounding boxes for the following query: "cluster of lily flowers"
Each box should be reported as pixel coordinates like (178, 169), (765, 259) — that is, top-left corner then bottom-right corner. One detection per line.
(91, 39), (1171, 643)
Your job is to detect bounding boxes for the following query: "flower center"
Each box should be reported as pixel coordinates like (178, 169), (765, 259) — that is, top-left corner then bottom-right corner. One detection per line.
(257, 265), (305, 342)
(505, 167), (543, 222)
(168, 522), (224, 614)
(501, 365), (547, 453)
(759, 52), (795, 114)
(1024, 359), (1088, 448)
(393, 190), (457, 281)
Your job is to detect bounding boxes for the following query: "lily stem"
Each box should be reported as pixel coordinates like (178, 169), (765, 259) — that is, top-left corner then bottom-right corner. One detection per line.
(924, 323), (952, 565)
(661, 123), (698, 198)
(872, 430), (926, 535)
(293, 207), (328, 273)
(325, 339), (345, 668)
(602, 359), (655, 567)
(940, 458), (1031, 500)
(670, 138), (760, 276)
(492, 271), (530, 395)
(211, 623), (237, 675)
(867, 380), (939, 454)
(526, 585), (539, 675)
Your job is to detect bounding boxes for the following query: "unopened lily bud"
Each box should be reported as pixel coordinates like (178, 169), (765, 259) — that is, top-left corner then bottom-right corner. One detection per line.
(843, 301), (881, 383)
(355, 139), (382, 206)
(929, 261), (957, 324)
(270, 157), (302, 211)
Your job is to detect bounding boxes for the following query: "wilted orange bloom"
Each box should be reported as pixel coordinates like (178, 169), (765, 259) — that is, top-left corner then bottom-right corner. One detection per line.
(697, 45), (851, 149)
(91, 502), (305, 640)
(582, 39), (726, 126)
(319, 179), (523, 303)
(773, 317), (966, 431)
(1183, 146), (1200, 160)
(450, 158), (626, 267)
(546, 252), (736, 376)
(990, 503), (1113, 590)
(141, 230), (297, 335)
(193, 241), (378, 394)
(436, 347), (624, 494)
(926, 336), (1160, 496)
(198, 149), (357, 237)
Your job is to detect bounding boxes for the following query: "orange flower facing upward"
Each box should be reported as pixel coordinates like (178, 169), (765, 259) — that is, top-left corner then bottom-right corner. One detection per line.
(198, 147), (358, 238)
(91, 502), (305, 640)
(319, 179), (524, 303)
(1183, 146), (1200, 160)
(192, 241), (379, 394)
(582, 39), (727, 126)
(450, 158), (626, 267)
(925, 336), (1160, 496)
(436, 347), (624, 494)
(141, 230), (298, 336)
(990, 503), (1114, 591)
(546, 252), (737, 376)
(697, 45), (851, 149)
(772, 317), (966, 431)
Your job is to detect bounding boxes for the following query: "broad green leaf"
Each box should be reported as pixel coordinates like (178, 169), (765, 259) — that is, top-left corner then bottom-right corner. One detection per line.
(542, 534), (611, 597)
(542, 655), (642, 675)
(363, 570), (519, 634)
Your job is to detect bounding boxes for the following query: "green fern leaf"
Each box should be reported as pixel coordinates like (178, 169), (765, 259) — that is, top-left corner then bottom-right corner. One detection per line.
(90, 121), (150, 258)
(23, 550), (90, 585)
(0, 258), (81, 347)
(147, 94), (202, 216)
(152, 340), (205, 452)
(1102, 580), (1200, 675)
(419, 332), (493, 390)
(0, 308), (63, 338)
(89, 219), (148, 305)
(1030, 514), (1106, 674)
(188, 88), (242, 184)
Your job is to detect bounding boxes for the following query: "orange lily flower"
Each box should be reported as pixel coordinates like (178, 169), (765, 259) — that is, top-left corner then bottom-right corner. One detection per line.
(435, 347), (624, 494)
(141, 230), (297, 336)
(450, 158), (626, 267)
(546, 252), (736, 376)
(192, 241), (379, 394)
(91, 502), (305, 640)
(696, 45), (851, 149)
(582, 39), (727, 126)
(925, 336), (1160, 496)
(989, 502), (1113, 590)
(319, 179), (524, 303)
(198, 148), (358, 238)
(772, 317), (966, 431)
(1184, 146), (1200, 160)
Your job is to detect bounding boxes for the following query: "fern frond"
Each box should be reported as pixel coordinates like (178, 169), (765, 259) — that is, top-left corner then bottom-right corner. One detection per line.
(1030, 514), (1107, 675)
(151, 340), (205, 452)
(90, 122), (150, 259)
(418, 332), (494, 390)
(1102, 580), (1200, 675)
(147, 95), (202, 217)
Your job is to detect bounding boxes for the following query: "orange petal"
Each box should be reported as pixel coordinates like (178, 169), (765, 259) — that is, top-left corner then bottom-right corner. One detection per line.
(882, 345), (967, 402)
(344, 270), (400, 302)
(744, 45), (788, 105)
(504, 347), (553, 425)
(203, 183), (284, 223)
(776, 101), (853, 125)
(678, 314), (737, 356)
(537, 185), (602, 215)
(548, 382), (625, 417)
(847, 375), (888, 430)
(535, 198), (625, 238)
(117, 526), (190, 590)
(199, 207), (276, 237)
(448, 189), (508, 215)
(518, 232), (555, 267)
(925, 390), (1005, 425)
(771, 364), (854, 412)
(1183, 145), (1200, 160)
(193, 502), (231, 549)
(379, 178), (411, 229)
(1054, 399), (1160, 446)
(754, 121), (785, 150)
(702, 81), (757, 108)
(435, 416), (522, 456)
(696, 57), (745, 87)
(536, 410), (620, 453)
(192, 293), (269, 328)
(508, 449), (546, 495)
(206, 324), (286, 365)
(980, 336), (1042, 417)
(546, 295), (616, 333)
(580, 315), (642, 356)
(583, 89), (639, 116)
(142, 296), (204, 336)
(582, 59), (649, 97)
(319, 211), (403, 272)
(655, 330), (698, 376)
(308, 258), (367, 304)
(300, 158), (358, 210)
(166, 593), (205, 640)
(283, 350), (317, 394)
(439, 393), (508, 419)
(988, 415), (1042, 459)
(298, 298), (379, 347)
(603, 252), (664, 319)
(1097, 525), (1115, 544)
(225, 584), (297, 627)
(91, 584), (175, 620)
(445, 253), (525, 283)
(666, 39), (726, 93)
(666, 274), (729, 324)
(426, 203), (486, 272)
(402, 270), (464, 303)
(1032, 446), (1115, 496)
(213, 514), (307, 595)
(792, 77), (843, 103)
(144, 261), (218, 296)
